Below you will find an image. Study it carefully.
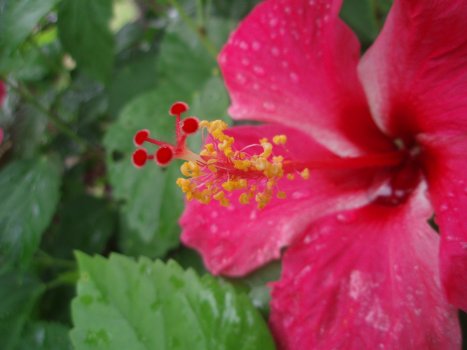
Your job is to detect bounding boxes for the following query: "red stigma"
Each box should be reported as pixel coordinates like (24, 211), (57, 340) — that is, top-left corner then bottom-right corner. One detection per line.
(131, 101), (199, 169)
(134, 129), (150, 146)
(132, 149), (148, 167)
(156, 146), (174, 166)
(182, 117), (199, 134)
(169, 101), (189, 116)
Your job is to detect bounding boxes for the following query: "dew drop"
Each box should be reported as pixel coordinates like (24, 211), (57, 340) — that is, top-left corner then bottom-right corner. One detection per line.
(236, 73), (246, 84)
(269, 18), (278, 27)
(439, 204), (449, 212)
(252, 41), (261, 51)
(239, 41), (248, 50)
(271, 47), (280, 56)
(253, 65), (265, 75)
(241, 58), (250, 66)
(249, 210), (257, 220)
(210, 224), (218, 234)
(290, 72), (299, 83)
(262, 101), (276, 111)
(253, 83), (260, 91)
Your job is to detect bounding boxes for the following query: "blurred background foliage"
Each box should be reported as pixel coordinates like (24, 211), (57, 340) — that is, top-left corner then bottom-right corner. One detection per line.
(0, 0), (464, 349)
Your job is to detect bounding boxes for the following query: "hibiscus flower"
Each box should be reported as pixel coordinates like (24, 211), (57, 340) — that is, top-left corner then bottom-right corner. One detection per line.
(133, 0), (466, 347)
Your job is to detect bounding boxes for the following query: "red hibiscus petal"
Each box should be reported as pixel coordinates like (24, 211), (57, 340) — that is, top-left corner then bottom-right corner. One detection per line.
(180, 124), (390, 276)
(421, 133), (467, 312)
(359, 0), (467, 138)
(270, 186), (461, 349)
(219, 0), (391, 157)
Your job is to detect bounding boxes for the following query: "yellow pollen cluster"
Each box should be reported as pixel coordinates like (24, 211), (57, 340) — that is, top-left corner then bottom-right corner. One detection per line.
(176, 120), (309, 209)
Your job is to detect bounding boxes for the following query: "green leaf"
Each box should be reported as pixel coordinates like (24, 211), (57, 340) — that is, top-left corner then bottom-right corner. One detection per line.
(71, 253), (276, 350)
(0, 157), (62, 266)
(104, 22), (230, 258)
(44, 194), (115, 259)
(0, 0), (59, 55)
(57, 0), (114, 82)
(0, 271), (45, 350)
(107, 52), (159, 117)
(16, 322), (72, 350)
(340, 0), (379, 44)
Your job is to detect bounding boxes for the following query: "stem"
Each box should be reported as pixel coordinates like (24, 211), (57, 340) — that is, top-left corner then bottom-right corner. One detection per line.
(36, 250), (76, 269)
(45, 270), (79, 290)
(168, 0), (218, 59)
(4, 79), (89, 149)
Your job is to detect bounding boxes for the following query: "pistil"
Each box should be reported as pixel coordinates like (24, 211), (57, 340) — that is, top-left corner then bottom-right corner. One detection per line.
(131, 102), (406, 209)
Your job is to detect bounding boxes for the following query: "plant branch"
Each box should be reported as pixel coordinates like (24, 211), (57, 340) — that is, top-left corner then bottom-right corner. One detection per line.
(4, 79), (90, 150)
(168, 0), (218, 60)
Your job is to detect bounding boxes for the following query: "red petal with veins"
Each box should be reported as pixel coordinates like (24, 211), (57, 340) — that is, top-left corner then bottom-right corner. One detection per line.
(359, 0), (467, 138)
(219, 0), (392, 157)
(270, 186), (460, 350)
(421, 133), (467, 312)
(181, 124), (390, 276)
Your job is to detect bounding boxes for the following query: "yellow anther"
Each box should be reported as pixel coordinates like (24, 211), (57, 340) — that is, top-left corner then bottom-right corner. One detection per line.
(239, 193), (250, 204)
(233, 159), (251, 170)
(222, 180), (236, 191)
(300, 168), (310, 180)
(213, 191), (230, 207)
(277, 191), (286, 199)
(180, 161), (200, 177)
(260, 141), (273, 159)
(253, 157), (268, 171)
(287, 173), (295, 180)
(176, 119), (296, 209)
(273, 134), (287, 145)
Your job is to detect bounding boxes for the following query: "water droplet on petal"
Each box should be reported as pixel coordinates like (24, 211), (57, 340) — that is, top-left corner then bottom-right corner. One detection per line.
(263, 101), (276, 111)
(236, 73), (246, 84)
(253, 65), (265, 75)
(290, 72), (299, 83)
(271, 47), (280, 56)
(252, 41), (261, 51)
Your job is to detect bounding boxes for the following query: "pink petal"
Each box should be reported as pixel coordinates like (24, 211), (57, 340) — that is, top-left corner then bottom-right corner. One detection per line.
(421, 133), (467, 312)
(219, 0), (392, 157)
(0, 128), (3, 145)
(181, 124), (390, 276)
(359, 1), (467, 137)
(270, 186), (461, 350)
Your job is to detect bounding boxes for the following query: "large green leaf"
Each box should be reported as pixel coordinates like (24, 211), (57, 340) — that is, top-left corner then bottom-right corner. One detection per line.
(57, 0), (114, 82)
(0, 0), (59, 55)
(0, 157), (62, 266)
(0, 271), (45, 350)
(71, 253), (276, 350)
(104, 22), (230, 258)
(16, 322), (72, 350)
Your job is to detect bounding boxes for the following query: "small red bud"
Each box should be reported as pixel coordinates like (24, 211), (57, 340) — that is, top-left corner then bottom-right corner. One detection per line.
(182, 117), (199, 134)
(169, 101), (189, 116)
(132, 149), (148, 168)
(134, 129), (150, 146)
(156, 146), (174, 166)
